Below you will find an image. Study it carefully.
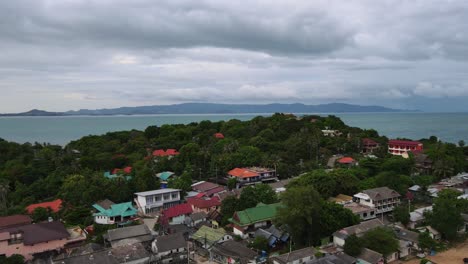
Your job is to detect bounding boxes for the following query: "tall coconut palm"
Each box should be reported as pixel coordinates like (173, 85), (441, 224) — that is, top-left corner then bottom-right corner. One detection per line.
(0, 182), (9, 211)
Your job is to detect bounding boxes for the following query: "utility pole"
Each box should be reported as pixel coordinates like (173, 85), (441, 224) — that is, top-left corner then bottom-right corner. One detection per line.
(187, 240), (190, 264)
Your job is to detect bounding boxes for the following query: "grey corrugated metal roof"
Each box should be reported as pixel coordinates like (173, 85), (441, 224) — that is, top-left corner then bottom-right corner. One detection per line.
(106, 224), (152, 242)
(155, 233), (186, 253)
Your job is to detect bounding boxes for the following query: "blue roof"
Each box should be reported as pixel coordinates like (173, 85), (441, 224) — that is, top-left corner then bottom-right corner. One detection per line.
(93, 202), (137, 218)
(157, 171), (175, 181)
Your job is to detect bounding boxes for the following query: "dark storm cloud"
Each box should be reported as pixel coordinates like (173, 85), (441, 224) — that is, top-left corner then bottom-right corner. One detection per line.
(0, 1), (353, 55)
(1, 0), (468, 112)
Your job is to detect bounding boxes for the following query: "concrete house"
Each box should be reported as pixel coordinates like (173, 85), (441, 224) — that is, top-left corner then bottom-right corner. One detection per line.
(186, 196), (221, 213)
(333, 219), (384, 247)
(356, 248), (384, 264)
(134, 188), (181, 215)
(92, 199), (137, 225)
(271, 247), (317, 264)
(229, 203), (282, 239)
(185, 211), (207, 227)
(152, 232), (187, 263)
(353, 187), (401, 215)
(211, 240), (258, 264)
(0, 221), (86, 261)
(191, 225), (232, 249)
(160, 203), (193, 226)
(104, 224), (153, 248)
(227, 167), (278, 188)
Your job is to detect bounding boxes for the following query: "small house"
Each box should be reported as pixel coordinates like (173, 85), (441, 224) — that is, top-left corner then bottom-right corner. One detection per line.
(191, 225), (232, 249)
(211, 240), (258, 264)
(229, 203), (282, 239)
(271, 247), (317, 264)
(92, 199), (137, 225)
(104, 224), (153, 248)
(161, 203), (193, 226)
(152, 232), (187, 263)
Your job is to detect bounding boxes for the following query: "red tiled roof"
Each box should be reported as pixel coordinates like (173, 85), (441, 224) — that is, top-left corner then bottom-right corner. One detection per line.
(388, 140), (422, 146)
(214, 133), (224, 139)
(162, 203), (193, 220)
(338, 157), (356, 164)
(0, 215), (32, 229)
(187, 196), (221, 209)
(228, 168), (259, 178)
(166, 149), (180, 155)
(153, 149), (180, 157)
(123, 166), (132, 174)
(26, 199), (63, 214)
(153, 149), (166, 157)
(195, 193), (206, 198)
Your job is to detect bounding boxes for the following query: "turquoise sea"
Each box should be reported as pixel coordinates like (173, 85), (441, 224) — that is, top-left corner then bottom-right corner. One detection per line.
(0, 113), (467, 145)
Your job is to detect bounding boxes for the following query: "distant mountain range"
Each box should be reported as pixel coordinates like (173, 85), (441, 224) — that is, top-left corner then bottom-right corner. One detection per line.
(0, 103), (413, 116)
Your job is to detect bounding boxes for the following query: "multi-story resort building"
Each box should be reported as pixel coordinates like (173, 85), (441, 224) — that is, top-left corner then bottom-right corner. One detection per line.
(134, 188), (181, 215)
(353, 187), (401, 215)
(388, 139), (423, 156)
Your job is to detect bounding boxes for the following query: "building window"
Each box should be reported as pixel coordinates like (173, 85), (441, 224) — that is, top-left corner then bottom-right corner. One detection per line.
(146, 196), (153, 203)
(164, 194), (170, 200)
(172, 193), (178, 199)
(155, 195), (161, 201)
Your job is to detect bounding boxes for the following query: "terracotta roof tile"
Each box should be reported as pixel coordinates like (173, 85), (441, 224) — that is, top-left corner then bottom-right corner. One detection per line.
(26, 199), (63, 214)
(228, 168), (259, 178)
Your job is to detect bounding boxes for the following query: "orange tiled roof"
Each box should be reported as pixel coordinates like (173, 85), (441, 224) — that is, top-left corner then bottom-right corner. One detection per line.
(338, 157), (355, 164)
(26, 199), (63, 214)
(228, 168), (259, 178)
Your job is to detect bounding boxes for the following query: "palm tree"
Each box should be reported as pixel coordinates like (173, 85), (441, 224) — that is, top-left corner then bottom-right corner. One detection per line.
(0, 182), (9, 211)
(433, 159), (454, 179)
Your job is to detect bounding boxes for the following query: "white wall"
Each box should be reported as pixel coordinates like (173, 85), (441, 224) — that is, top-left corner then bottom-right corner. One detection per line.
(94, 215), (111, 225)
(333, 236), (345, 247)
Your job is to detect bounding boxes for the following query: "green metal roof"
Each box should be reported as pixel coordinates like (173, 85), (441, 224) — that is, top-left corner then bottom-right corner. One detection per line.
(229, 203), (282, 227)
(93, 202), (137, 218)
(157, 171), (175, 181)
(192, 225), (228, 246)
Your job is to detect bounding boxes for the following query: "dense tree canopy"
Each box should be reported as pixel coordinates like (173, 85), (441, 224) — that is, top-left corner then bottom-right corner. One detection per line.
(360, 227), (399, 257)
(0, 113), (466, 239)
(276, 185), (359, 246)
(427, 189), (468, 240)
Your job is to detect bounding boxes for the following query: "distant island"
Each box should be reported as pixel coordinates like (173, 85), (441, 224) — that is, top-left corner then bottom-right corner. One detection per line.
(0, 103), (413, 116)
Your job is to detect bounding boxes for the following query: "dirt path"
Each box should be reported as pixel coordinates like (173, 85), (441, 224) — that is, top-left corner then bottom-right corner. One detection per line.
(404, 240), (468, 264)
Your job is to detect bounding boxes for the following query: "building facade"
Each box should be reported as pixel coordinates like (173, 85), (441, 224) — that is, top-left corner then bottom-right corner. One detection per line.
(388, 140), (423, 156)
(134, 189), (181, 215)
(353, 187), (401, 215)
(92, 200), (137, 225)
(227, 167), (278, 188)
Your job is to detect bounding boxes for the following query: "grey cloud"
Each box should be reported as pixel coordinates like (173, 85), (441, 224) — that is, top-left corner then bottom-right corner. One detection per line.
(1, 1), (468, 112)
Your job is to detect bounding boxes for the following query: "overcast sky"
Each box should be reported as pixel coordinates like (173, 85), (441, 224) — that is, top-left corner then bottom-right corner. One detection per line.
(1, 0), (468, 112)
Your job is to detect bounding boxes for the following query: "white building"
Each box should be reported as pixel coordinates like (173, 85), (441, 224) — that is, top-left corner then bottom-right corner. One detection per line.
(134, 188), (181, 215)
(353, 187), (401, 215)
